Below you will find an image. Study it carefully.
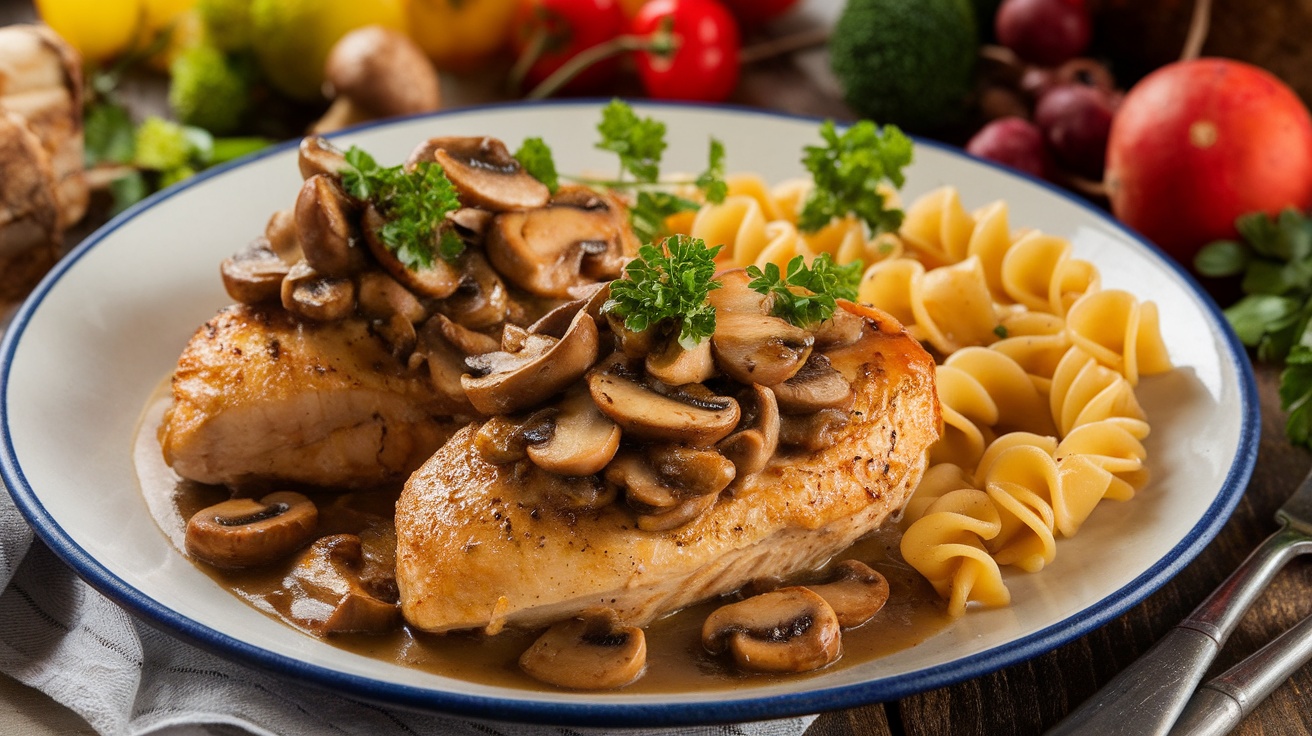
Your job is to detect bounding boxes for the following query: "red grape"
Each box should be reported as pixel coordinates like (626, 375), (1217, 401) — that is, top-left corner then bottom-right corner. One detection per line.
(996, 0), (1091, 66)
(1034, 83), (1116, 179)
(966, 116), (1052, 180)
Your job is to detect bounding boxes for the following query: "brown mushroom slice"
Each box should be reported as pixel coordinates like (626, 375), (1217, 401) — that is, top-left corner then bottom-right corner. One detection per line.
(531, 466), (618, 511)
(264, 208), (302, 261)
(461, 309), (600, 415)
(605, 311), (658, 359)
(646, 443), (736, 498)
(428, 313), (500, 356)
(438, 250), (509, 330)
(708, 267), (770, 314)
(586, 355), (740, 446)
(604, 451), (678, 510)
(474, 409), (557, 464)
(185, 492), (318, 569)
(428, 136), (550, 212)
(717, 384), (781, 477)
(712, 311), (814, 386)
(221, 237), (291, 305)
(519, 609), (647, 690)
(357, 270), (427, 324)
(771, 354), (855, 414)
(449, 207), (494, 244)
(485, 189), (631, 298)
(281, 260), (356, 322)
(778, 408), (851, 452)
(414, 321), (478, 413)
(531, 282), (609, 339)
(636, 490), (719, 532)
(298, 135), (347, 180)
(811, 307), (866, 349)
(295, 174), (366, 277)
(701, 586), (842, 673)
(807, 560), (891, 629)
(362, 204), (463, 299)
(645, 338), (716, 386)
(283, 534), (401, 635)
(527, 387), (621, 476)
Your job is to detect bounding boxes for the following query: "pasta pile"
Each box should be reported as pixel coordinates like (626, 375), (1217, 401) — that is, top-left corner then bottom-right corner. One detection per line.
(678, 181), (1173, 618)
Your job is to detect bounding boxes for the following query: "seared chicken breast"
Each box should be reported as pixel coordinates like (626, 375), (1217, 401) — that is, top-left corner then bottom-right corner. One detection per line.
(395, 305), (939, 633)
(161, 304), (461, 489)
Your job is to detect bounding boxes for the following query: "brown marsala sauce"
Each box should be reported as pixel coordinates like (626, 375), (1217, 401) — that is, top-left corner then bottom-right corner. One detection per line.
(135, 382), (952, 693)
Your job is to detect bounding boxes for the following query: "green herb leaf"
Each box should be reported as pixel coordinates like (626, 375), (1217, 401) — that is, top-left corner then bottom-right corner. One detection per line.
(108, 170), (149, 215)
(341, 145), (463, 268)
(84, 102), (137, 166)
(629, 190), (701, 245)
(798, 119), (913, 235)
(596, 98), (666, 183)
(745, 253), (863, 327)
(603, 235), (723, 349)
(514, 136), (559, 194)
(1281, 346), (1312, 446)
(696, 137), (727, 205)
(1194, 240), (1249, 278)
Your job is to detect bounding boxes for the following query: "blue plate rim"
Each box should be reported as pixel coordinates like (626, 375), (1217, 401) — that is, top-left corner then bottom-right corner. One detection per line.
(0, 98), (1260, 727)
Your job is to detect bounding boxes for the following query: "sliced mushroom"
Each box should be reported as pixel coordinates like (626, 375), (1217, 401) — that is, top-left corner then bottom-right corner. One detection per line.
(712, 311), (814, 386)
(586, 355), (740, 446)
(645, 337), (716, 386)
(357, 270), (427, 324)
(811, 307), (866, 349)
(427, 313), (499, 356)
(485, 187), (634, 299)
(474, 409), (557, 464)
(701, 586), (842, 673)
(449, 207), (495, 244)
(281, 260), (356, 322)
(605, 445), (734, 510)
(417, 136), (549, 212)
(221, 237), (292, 305)
(636, 491), (719, 532)
(371, 313), (417, 358)
(708, 268), (770, 314)
(283, 534), (401, 635)
(413, 327), (478, 413)
(264, 208), (301, 261)
(461, 308), (600, 415)
(362, 204), (463, 299)
(771, 354), (855, 414)
(527, 386), (621, 476)
(806, 560), (890, 629)
(531, 282), (609, 339)
(185, 491), (318, 569)
(606, 311), (658, 359)
(778, 408), (851, 452)
(717, 384), (781, 477)
(437, 250), (509, 330)
(525, 464), (617, 511)
(519, 609), (647, 690)
(295, 174), (366, 277)
(298, 135), (347, 180)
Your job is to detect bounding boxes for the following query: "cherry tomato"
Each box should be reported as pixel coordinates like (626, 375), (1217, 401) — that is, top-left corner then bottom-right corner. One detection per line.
(512, 0), (627, 91)
(718, 0), (799, 28)
(629, 0), (740, 102)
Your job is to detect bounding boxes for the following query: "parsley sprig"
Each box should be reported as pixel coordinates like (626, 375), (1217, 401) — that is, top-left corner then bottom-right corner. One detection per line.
(746, 253), (862, 327)
(513, 137), (559, 194)
(340, 146), (464, 269)
(799, 119), (914, 236)
(1196, 208), (1312, 445)
(603, 235), (724, 349)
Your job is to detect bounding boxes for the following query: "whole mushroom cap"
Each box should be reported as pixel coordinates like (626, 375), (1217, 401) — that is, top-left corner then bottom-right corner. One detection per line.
(324, 26), (440, 117)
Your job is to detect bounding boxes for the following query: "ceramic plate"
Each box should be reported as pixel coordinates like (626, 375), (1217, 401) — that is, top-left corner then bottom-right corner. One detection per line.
(0, 102), (1259, 727)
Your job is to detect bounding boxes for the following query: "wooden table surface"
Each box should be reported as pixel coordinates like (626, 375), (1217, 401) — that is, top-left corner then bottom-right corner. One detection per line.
(2, 1), (1311, 734)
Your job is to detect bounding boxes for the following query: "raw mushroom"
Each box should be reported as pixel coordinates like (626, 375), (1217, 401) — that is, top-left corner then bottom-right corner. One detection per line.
(806, 560), (891, 629)
(701, 586), (842, 673)
(313, 26), (440, 134)
(281, 260), (356, 322)
(527, 386), (621, 476)
(283, 534), (401, 635)
(185, 491), (318, 569)
(586, 355), (740, 446)
(297, 135), (347, 180)
(221, 237), (292, 305)
(295, 174), (367, 277)
(361, 204), (463, 299)
(717, 384), (781, 477)
(770, 354), (855, 414)
(407, 136), (548, 212)
(519, 609), (647, 690)
(485, 186), (635, 299)
(461, 308), (600, 415)
(712, 312), (814, 386)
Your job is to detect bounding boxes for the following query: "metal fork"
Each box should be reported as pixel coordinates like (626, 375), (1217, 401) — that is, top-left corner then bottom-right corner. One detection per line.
(1045, 465), (1312, 736)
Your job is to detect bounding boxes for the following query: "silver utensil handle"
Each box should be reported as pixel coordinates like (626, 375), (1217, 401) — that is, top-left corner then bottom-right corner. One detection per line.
(1169, 608), (1312, 736)
(1046, 524), (1312, 736)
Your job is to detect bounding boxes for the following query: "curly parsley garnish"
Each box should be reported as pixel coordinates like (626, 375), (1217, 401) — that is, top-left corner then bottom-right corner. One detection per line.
(513, 136), (559, 194)
(603, 235), (724, 349)
(746, 253), (862, 327)
(799, 119), (913, 236)
(340, 146), (464, 269)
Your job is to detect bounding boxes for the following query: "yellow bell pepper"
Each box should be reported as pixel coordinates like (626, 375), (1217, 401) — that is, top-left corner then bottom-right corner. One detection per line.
(405, 0), (517, 72)
(34, 0), (143, 64)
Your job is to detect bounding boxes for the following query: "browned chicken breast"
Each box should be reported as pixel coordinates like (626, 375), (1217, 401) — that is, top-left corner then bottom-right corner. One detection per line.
(161, 304), (461, 489)
(395, 304), (940, 633)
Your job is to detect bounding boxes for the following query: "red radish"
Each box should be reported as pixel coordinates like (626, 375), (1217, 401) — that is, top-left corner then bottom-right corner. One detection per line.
(1105, 58), (1312, 264)
(966, 116), (1052, 180)
(995, 0), (1091, 67)
(1034, 83), (1116, 180)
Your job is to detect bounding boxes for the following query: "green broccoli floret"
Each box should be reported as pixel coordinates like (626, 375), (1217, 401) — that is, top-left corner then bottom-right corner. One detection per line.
(197, 0), (253, 52)
(829, 0), (978, 132)
(133, 117), (192, 171)
(168, 43), (250, 135)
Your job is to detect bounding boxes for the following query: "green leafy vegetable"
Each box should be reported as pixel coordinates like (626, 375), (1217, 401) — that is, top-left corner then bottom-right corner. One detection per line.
(514, 137), (559, 194)
(746, 253), (863, 327)
(341, 145), (464, 269)
(798, 119), (913, 236)
(84, 101), (136, 167)
(629, 191), (702, 246)
(596, 98), (667, 183)
(603, 235), (724, 349)
(695, 137), (728, 205)
(1196, 208), (1312, 447)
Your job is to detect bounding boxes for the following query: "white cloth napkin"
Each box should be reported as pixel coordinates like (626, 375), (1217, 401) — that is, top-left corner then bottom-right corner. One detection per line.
(0, 488), (817, 736)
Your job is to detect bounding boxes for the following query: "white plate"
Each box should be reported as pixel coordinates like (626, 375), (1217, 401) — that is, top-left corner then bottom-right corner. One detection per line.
(0, 101), (1258, 727)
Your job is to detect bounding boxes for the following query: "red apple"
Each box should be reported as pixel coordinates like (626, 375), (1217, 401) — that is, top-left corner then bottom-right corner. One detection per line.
(1105, 59), (1312, 264)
